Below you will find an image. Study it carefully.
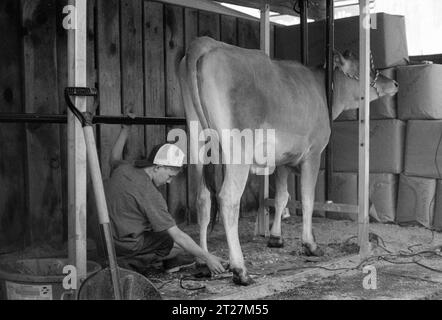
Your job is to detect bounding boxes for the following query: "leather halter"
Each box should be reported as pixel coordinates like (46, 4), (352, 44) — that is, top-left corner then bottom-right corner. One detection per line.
(342, 52), (381, 96)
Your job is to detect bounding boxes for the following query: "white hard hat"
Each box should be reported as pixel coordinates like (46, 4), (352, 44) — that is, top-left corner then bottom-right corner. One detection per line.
(153, 143), (186, 167)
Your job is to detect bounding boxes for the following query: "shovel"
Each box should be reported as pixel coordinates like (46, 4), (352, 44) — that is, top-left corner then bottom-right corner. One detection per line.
(65, 87), (162, 300)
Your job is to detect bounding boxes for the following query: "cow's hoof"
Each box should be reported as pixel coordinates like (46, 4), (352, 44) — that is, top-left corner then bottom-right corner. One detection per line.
(267, 235), (284, 248)
(302, 243), (324, 257)
(232, 268), (255, 286)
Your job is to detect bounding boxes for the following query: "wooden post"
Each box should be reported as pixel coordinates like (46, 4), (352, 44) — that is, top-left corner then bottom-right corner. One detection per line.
(67, 0), (88, 290)
(255, 4), (270, 237)
(358, 0), (371, 259)
(260, 4), (270, 55)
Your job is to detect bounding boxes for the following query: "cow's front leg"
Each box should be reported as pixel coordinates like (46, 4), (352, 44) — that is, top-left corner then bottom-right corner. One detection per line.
(300, 154), (324, 256)
(268, 166), (290, 248)
(218, 164), (253, 285)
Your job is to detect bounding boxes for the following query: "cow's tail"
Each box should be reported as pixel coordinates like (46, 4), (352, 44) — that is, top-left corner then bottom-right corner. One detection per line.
(179, 37), (225, 231)
(203, 163), (225, 231)
(179, 36), (221, 130)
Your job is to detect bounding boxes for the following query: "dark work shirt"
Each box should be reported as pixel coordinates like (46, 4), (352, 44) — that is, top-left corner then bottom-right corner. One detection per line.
(104, 163), (176, 253)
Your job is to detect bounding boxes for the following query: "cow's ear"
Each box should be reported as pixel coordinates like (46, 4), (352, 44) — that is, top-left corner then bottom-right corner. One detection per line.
(333, 50), (345, 70)
(343, 50), (354, 58)
(334, 50), (359, 78)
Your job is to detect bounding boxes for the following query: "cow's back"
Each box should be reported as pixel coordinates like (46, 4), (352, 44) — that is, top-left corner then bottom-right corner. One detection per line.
(183, 37), (331, 166)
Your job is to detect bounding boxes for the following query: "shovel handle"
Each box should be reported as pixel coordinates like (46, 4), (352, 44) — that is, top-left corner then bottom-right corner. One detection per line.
(65, 87), (122, 300)
(83, 126), (122, 300)
(83, 126), (109, 225)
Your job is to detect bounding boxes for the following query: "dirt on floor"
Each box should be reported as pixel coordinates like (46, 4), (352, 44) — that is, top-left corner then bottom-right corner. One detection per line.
(1, 212), (442, 300)
(264, 261), (442, 300)
(147, 214), (442, 300)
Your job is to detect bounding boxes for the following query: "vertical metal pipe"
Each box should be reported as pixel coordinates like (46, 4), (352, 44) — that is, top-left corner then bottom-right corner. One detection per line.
(325, 0), (334, 201)
(300, 0), (308, 65)
(296, 0), (309, 215)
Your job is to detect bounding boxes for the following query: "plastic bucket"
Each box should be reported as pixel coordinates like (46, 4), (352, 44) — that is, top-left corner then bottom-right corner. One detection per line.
(0, 258), (101, 300)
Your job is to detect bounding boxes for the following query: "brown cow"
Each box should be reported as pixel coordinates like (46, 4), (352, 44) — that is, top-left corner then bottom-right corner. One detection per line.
(179, 37), (398, 285)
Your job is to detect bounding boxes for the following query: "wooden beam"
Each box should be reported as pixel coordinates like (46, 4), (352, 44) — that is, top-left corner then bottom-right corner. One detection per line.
(358, 0), (371, 259)
(260, 4), (270, 55)
(255, 4), (270, 238)
(67, 0), (87, 290)
(150, 0), (258, 21)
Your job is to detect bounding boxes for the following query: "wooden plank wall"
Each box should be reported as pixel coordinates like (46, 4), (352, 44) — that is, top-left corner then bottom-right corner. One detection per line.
(96, 0), (122, 178)
(0, 0), (28, 249)
(0, 0), (276, 248)
(121, 0), (144, 160)
(22, 0), (64, 244)
(165, 5), (187, 223)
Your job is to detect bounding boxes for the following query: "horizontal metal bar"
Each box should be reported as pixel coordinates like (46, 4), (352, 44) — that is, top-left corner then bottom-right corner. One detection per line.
(0, 113), (67, 123)
(265, 199), (358, 214)
(93, 115), (186, 125)
(0, 113), (187, 126)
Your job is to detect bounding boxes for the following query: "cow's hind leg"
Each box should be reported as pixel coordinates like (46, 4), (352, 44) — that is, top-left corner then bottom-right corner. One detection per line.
(300, 154), (324, 256)
(218, 164), (253, 285)
(197, 166), (211, 259)
(268, 166), (290, 248)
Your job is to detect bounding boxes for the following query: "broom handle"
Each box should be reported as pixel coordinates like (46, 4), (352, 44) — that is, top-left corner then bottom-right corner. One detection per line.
(83, 126), (122, 300)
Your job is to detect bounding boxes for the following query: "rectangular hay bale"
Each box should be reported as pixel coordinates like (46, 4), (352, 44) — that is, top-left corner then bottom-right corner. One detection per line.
(404, 120), (442, 179)
(327, 172), (357, 221)
(369, 174), (398, 223)
(397, 64), (442, 120)
(434, 180), (442, 230)
(332, 119), (405, 173)
(396, 174), (435, 228)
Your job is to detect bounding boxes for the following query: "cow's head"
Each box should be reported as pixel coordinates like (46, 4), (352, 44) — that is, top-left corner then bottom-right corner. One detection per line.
(332, 50), (398, 119)
(334, 50), (398, 99)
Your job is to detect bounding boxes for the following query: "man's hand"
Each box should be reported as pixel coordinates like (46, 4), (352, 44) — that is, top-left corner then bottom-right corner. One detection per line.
(122, 112), (136, 130)
(204, 253), (228, 275)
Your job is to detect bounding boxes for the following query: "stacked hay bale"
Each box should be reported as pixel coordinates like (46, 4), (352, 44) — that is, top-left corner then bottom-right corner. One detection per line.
(394, 64), (442, 229)
(315, 17), (442, 229)
(327, 88), (405, 223)
(273, 13), (442, 230)
(275, 13), (410, 223)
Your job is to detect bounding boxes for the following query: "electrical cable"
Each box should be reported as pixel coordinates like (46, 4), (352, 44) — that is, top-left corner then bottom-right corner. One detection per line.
(178, 229), (442, 291)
